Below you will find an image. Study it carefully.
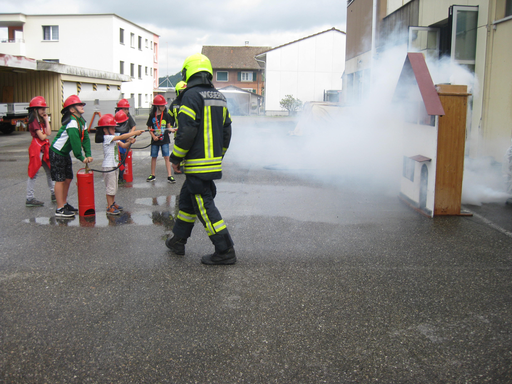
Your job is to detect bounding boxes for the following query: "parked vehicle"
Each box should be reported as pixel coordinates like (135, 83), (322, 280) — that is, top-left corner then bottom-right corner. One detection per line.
(0, 103), (29, 134)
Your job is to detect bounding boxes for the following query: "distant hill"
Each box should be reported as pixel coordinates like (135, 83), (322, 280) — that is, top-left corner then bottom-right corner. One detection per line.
(159, 72), (182, 88)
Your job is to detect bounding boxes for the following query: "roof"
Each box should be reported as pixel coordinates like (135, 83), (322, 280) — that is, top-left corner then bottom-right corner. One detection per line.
(394, 52), (445, 116)
(201, 46), (270, 70)
(255, 27), (345, 57)
(218, 85), (263, 98)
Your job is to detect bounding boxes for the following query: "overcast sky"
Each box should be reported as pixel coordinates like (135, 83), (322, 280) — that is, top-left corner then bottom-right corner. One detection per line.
(1, 0), (346, 76)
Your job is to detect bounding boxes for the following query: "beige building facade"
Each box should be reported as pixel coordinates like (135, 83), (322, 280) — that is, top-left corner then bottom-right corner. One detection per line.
(345, 0), (512, 161)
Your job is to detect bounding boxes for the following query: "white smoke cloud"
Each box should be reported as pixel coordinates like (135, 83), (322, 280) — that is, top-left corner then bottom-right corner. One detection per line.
(228, 40), (512, 207)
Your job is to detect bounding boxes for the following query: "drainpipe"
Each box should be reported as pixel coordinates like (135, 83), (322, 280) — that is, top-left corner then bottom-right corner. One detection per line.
(370, 0), (378, 86)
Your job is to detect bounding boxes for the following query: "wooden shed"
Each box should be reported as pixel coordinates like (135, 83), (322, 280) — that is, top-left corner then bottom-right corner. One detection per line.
(395, 52), (470, 217)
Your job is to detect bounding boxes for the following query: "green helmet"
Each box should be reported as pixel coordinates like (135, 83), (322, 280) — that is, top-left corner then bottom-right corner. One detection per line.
(181, 53), (213, 82)
(175, 81), (187, 95)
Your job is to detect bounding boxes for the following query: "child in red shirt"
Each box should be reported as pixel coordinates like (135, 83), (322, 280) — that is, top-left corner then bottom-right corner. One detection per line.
(26, 96), (55, 207)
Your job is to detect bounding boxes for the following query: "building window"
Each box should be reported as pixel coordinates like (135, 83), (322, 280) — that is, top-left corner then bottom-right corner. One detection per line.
(120, 28), (124, 44)
(130, 63), (134, 78)
(145, 66), (148, 76)
(138, 94), (142, 107)
(216, 71), (228, 81)
(451, 5), (478, 72)
(130, 33), (135, 48)
(506, 0), (512, 17)
(240, 71), (253, 82)
(145, 94), (148, 103)
(145, 39), (148, 48)
(138, 65), (142, 79)
(150, 41), (152, 50)
(138, 36), (142, 50)
(42, 26), (59, 41)
(120, 61), (124, 75)
(150, 68), (152, 76)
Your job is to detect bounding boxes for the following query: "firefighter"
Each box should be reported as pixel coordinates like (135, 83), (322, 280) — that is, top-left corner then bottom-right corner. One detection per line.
(169, 81), (187, 124)
(166, 53), (236, 265)
(169, 81), (187, 173)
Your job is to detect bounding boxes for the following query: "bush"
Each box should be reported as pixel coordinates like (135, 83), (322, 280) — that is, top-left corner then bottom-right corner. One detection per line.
(279, 95), (302, 115)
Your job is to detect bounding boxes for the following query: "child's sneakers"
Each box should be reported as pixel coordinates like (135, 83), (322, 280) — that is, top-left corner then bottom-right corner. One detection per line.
(64, 203), (79, 213)
(147, 175), (156, 182)
(113, 202), (123, 211)
(106, 204), (120, 215)
(168, 176), (176, 184)
(55, 206), (75, 218)
(26, 198), (44, 207)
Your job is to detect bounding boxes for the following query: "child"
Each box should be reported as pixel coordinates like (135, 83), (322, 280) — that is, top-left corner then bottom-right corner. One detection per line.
(26, 96), (55, 207)
(95, 113), (143, 215)
(50, 95), (92, 218)
(114, 99), (137, 183)
(146, 94), (177, 183)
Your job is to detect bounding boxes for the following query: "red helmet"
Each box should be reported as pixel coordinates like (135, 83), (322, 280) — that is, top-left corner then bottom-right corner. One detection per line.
(62, 95), (85, 113)
(117, 99), (130, 109)
(153, 94), (166, 106)
(28, 96), (47, 108)
(114, 110), (129, 124)
(97, 114), (116, 127)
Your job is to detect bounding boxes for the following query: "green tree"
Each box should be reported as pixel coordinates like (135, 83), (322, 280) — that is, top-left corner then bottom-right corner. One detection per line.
(279, 95), (302, 115)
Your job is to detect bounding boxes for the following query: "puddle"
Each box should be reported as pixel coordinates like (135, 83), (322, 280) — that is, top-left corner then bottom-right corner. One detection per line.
(23, 210), (175, 229)
(129, 182), (182, 189)
(135, 195), (177, 207)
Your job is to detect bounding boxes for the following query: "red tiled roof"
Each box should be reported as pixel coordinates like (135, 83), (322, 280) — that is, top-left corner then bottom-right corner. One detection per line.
(201, 46), (271, 70)
(395, 52), (445, 116)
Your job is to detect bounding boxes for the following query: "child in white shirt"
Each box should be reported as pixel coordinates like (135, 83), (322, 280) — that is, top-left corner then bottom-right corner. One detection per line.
(95, 114), (143, 215)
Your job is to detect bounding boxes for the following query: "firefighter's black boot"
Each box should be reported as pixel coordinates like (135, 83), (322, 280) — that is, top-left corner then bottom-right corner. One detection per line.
(166, 235), (187, 255)
(201, 247), (236, 265)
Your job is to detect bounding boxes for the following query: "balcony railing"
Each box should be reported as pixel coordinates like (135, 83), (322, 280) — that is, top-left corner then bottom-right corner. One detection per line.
(0, 40), (26, 56)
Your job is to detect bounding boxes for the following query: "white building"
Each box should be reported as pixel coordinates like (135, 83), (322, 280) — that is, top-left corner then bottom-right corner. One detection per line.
(0, 13), (158, 109)
(256, 28), (346, 115)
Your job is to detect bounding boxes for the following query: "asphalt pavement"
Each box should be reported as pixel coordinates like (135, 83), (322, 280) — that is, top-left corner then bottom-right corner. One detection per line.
(1, 115), (511, 383)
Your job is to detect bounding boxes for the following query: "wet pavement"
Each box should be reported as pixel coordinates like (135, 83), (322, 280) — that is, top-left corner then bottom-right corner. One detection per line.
(1, 116), (512, 383)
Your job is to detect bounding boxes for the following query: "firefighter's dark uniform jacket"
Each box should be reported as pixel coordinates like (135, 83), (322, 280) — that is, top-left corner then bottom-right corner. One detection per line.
(170, 80), (232, 180)
(170, 75), (234, 253)
(168, 96), (181, 128)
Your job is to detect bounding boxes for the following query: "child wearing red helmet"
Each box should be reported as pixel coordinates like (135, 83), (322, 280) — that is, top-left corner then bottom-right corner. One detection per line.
(50, 95), (93, 218)
(25, 96), (55, 207)
(115, 99), (137, 183)
(95, 113), (143, 215)
(146, 94), (177, 183)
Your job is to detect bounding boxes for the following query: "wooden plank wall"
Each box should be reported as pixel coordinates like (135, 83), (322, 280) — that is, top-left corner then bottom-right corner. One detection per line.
(434, 85), (468, 215)
(0, 71), (62, 130)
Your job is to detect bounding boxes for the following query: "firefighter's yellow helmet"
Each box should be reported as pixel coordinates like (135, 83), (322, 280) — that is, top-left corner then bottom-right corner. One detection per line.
(181, 53), (213, 82)
(175, 81), (187, 95)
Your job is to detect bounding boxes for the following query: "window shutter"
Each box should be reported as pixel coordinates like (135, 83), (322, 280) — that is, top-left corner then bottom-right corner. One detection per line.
(253, 72), (257, 81)
(237, 72), (241, 81)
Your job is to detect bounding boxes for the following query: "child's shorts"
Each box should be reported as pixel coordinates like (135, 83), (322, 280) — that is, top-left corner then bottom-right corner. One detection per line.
(151, 143), (169, 158)
(50, 150), (73, 182)
(103, 167), (118, 196)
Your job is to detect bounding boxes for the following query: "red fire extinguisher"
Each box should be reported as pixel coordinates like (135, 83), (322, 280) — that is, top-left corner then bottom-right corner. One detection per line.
(119, 149), (133, 182)
(123, 150), (133, 182)
(76, 166), (95, 216)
